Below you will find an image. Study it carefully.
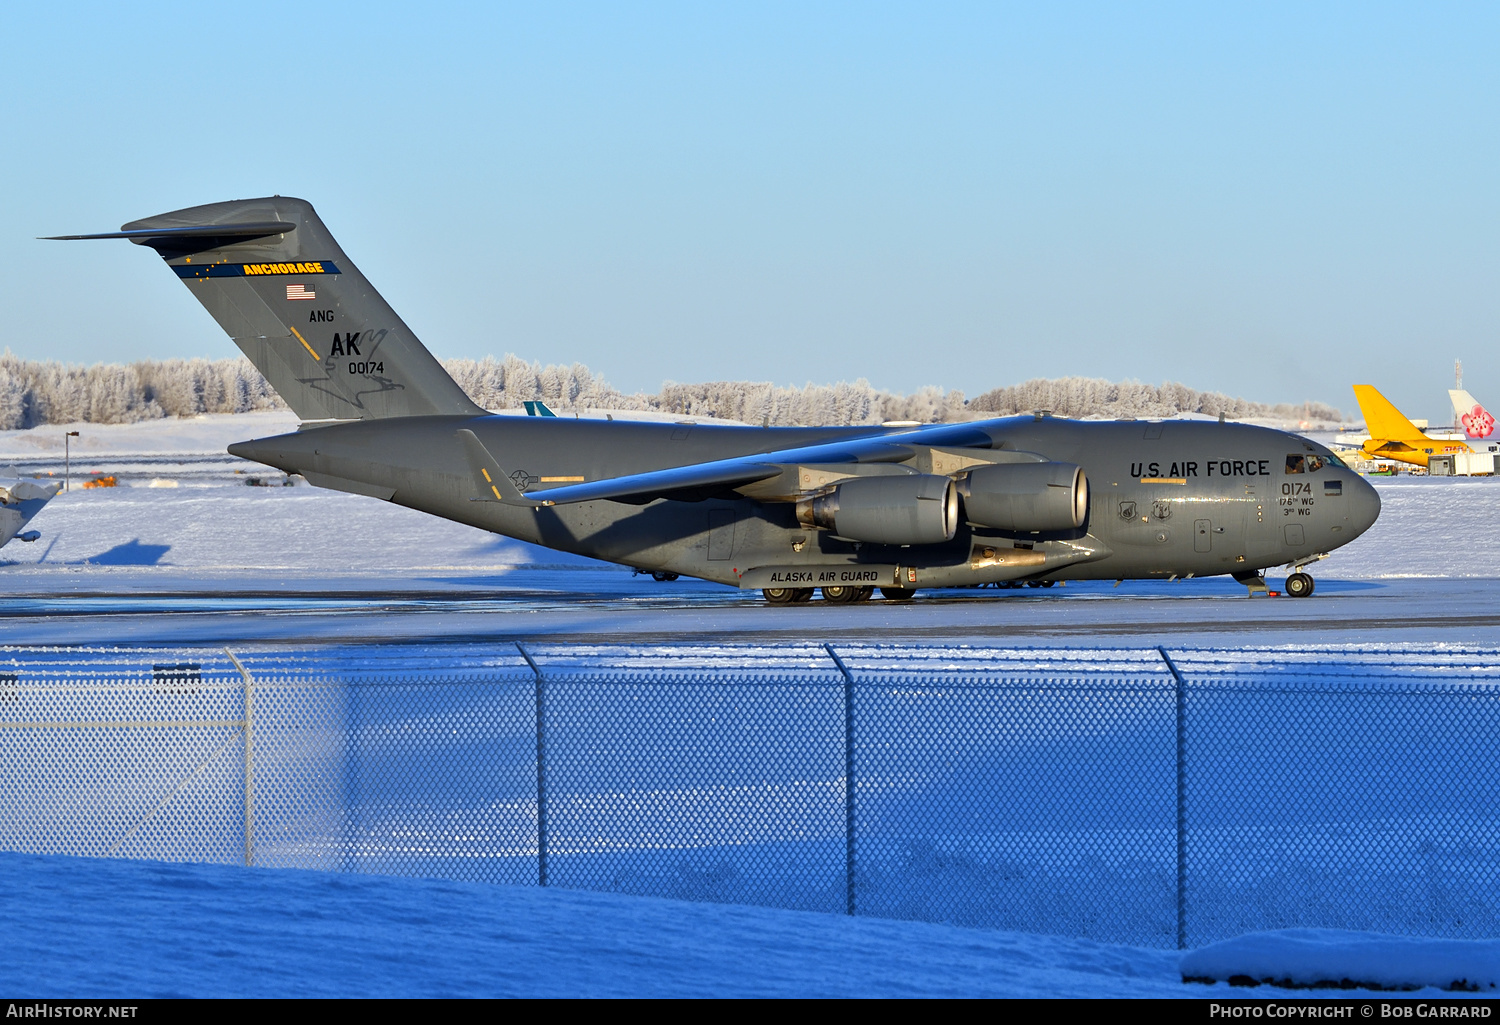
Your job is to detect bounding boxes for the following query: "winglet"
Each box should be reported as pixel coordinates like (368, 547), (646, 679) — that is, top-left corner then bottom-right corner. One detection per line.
(458, 429), (546, 506)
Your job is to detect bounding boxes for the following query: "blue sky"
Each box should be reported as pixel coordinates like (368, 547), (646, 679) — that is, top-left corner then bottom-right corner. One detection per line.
(2, 2), (1496, 418)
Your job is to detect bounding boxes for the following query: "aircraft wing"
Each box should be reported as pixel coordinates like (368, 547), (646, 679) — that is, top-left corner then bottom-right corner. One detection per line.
(520, 421), (996, 506)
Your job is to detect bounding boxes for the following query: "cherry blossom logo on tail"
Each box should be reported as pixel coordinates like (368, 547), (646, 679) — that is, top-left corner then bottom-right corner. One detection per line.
(1462, 403), (1496, 439)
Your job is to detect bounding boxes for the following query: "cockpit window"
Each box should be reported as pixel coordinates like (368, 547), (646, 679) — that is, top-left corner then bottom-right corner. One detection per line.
(1286, 455), (1305, 474)
(1305, 455), (1325, 473)
(1323, 452), (1348, 469)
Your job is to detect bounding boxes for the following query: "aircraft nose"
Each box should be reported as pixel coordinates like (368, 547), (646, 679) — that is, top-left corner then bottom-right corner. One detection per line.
(1347, 474), (1382, 538)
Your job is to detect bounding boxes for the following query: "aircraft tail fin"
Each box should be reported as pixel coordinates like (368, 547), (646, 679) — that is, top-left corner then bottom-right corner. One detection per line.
(1450, 389), (1497, 440)
(47, 198), (484, 421)
(1352, 385), (1430, 442)
(524, 401), (557, 417)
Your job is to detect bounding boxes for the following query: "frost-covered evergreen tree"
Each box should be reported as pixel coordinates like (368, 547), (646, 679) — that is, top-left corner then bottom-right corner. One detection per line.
(0, 349), (1342, 428)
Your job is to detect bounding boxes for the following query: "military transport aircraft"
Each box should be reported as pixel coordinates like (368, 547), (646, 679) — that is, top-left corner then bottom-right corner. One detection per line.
(51, 198), (1381, 602)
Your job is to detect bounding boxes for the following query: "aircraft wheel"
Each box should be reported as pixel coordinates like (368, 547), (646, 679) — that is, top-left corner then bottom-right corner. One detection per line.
(1041, 580), (1055, 588)
(1026, 580), (1044, 588)
(880, 587), (917, 602)
(791, 588), (814, 603)
(854, 586), (875, 602)
(763, 587), (797, 604)
(652, 571), (679, 582)
(1285, 572), (1315, 598)
(821, 585), (862, 603)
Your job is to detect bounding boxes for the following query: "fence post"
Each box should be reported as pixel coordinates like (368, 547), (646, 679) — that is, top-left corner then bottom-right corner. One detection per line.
(825, 644), (856, 917)
(225, 647), (255, 868)
(1158, 646), (1187, 950)
(517, 643), (547, 887)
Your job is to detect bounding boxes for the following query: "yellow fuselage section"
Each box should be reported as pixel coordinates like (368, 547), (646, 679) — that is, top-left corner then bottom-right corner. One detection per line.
(1360, 438), (1472, 468)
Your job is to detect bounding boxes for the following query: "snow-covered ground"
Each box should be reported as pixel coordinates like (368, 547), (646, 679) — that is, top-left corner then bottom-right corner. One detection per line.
(0, 413), (1495, 585)
(0, 414), (1494, 649)
(1182, 930), (1500, 993)
(2, 415), (1498, 998)
(0, 411), (301, 462)
(3, 850), (1490, 998)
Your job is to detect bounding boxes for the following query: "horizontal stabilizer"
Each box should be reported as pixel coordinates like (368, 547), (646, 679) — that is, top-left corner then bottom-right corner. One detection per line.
(43, 223), (297, 254)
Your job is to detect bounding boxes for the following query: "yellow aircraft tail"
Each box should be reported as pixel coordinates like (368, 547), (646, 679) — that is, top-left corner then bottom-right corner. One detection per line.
(1353, 385), (1430, 442)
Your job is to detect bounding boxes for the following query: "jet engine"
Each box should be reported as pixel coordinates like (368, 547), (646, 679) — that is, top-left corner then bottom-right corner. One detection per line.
(796, 474), (958, 545)
(959, 462), (1089, 532)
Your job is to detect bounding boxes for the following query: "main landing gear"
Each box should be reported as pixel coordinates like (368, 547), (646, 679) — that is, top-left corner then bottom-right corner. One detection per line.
(761, 586), (918, 604)
(820, 585), (874, 604)
(762, 587), (814, 604)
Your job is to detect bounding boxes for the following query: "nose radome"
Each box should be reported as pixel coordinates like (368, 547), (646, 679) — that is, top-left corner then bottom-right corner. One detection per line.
(1347, 475), (1382, 538)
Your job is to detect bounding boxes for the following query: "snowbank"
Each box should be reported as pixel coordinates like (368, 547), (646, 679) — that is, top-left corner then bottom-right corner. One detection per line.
(5, 849), (1483, 998)
(1181, 930), (1500, 992)
(0, 850), (1193, 998)
(0, 411), (299, 459)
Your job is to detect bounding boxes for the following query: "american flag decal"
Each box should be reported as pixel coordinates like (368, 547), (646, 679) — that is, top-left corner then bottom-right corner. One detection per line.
(286, 284), (316, 300)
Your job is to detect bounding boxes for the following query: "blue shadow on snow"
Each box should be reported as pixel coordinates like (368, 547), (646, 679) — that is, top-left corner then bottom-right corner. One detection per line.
(71, 540), (171, 566)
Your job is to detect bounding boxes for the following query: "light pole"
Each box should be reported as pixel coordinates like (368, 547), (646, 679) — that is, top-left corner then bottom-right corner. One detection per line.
(64, 431), (79, 491)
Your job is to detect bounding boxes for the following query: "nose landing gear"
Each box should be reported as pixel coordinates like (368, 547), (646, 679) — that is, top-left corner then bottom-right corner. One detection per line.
(1284, 572), (1315, 598)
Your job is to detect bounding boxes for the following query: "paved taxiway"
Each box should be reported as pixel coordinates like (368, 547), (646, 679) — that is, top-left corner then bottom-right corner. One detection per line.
(2, 570), (1495, 648)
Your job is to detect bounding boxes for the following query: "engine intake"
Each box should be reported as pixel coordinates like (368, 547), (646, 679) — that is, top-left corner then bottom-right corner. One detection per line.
(960, 462), (1089, 532)
(796, 474), (958, 545)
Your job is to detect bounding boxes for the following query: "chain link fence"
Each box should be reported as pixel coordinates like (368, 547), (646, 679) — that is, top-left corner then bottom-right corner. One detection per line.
(1, 643), (1497, 949)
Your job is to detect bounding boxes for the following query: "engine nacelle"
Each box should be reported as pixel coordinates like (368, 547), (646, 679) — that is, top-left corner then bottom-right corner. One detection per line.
(796, 474), (958, 545)
(960, 462), (1089, 532)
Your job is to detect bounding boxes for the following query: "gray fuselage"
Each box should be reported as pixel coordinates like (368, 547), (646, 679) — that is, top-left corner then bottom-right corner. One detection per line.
(230, 414), (1380, 590)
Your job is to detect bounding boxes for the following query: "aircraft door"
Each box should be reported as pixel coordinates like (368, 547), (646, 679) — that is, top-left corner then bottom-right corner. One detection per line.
(1241, 480), (1279, 565)
(1193, 519), (1211, 553)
